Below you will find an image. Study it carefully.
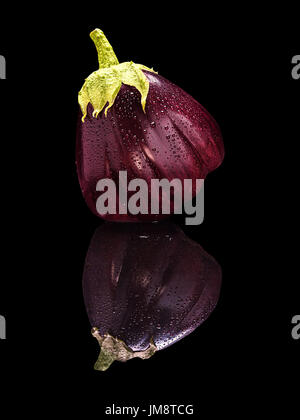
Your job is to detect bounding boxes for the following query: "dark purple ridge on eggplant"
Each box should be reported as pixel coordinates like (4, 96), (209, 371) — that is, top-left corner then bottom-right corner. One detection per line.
(82, 222), (222, 371)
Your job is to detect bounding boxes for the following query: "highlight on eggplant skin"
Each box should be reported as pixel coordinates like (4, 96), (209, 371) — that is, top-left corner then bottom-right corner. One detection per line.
(82, 222), (222, 371)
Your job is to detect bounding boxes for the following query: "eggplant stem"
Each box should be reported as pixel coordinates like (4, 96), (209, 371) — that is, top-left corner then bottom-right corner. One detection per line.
(94, 347), (116, 371)
(91, 328), (157, 371)
(90, 29), (119, 69)
(79, 29), (157, 119)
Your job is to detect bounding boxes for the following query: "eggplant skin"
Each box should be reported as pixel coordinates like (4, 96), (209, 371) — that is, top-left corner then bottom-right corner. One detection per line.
(82, 222), (222, 355)
(76, 71), (224, 222)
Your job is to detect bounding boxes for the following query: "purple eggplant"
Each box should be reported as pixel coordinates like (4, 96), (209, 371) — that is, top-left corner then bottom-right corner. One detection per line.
(76, 29), (224, 222)
(82, 222), (222, 371)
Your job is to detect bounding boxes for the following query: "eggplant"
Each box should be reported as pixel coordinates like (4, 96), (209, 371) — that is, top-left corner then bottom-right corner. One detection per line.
(76, 29), (224, 222)
(82, 222), (222, 371)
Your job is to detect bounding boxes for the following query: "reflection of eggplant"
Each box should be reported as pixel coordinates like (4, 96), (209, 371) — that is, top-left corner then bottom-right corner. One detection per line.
(83, 222), (222, 371)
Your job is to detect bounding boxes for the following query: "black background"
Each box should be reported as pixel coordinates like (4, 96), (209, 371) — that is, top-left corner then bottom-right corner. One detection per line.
(0, 5), (299, 417)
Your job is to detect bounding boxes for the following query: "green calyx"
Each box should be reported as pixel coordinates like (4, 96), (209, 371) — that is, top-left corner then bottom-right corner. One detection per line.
(92, 328), (157, 371)
(79, 29), (156, 122)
